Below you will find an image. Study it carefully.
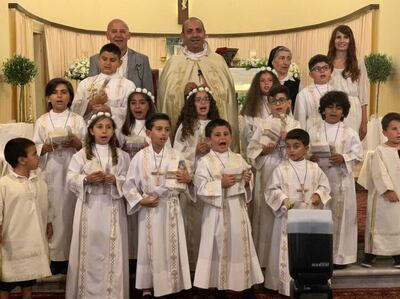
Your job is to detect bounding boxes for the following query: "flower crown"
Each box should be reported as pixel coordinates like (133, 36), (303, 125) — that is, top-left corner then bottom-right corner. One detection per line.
(186, 86), (212, 100)
(87, 111), (115, 126)
(131, 87), (155, 102)
(259, 66), (273, 72)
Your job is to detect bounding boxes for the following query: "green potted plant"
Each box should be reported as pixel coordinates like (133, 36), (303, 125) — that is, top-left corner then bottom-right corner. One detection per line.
(1, 54), (38, 122)
(364, 53), (395, 116)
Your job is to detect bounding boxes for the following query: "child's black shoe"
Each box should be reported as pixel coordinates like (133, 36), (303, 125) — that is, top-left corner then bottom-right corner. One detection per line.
(361, 253), (376, 268)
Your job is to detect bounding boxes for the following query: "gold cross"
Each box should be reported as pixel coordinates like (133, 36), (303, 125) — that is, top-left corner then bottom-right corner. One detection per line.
(296, 184), (309, 201)
(151, 167), (164, 186)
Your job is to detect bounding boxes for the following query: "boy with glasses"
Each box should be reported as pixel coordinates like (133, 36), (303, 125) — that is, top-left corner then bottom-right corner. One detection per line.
(294, 54), (334, 131)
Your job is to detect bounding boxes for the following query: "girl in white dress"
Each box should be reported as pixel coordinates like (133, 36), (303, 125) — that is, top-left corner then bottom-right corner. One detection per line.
(327, 25), (369, 140)
(240, 69), (280, 151)
(118, 88), (156, 158)
(174, 84), (220, 267)
(33, 78), (86, 275)
(66, 111), (130, 299)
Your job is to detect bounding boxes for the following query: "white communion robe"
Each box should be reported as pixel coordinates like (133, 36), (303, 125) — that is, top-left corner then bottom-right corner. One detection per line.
(309, 121), (363, 265)
(174, 119), (210, 267)
(264, 159), (330, 296)
(122, 146), (192, 297)
(330, 61), (369, 133)
(33, 109), (86, 261)
(117, 119), (149, 261)
(71, 72), (136, 128)
(294, 83), (332, 131)
(247, 115), (300, 268)
(241, 96), (271, 152)
(361, 144), (400, 255)
(193, 150), (264, 291)
(66, 145), (130, 299)
(0, 170), (52, 282)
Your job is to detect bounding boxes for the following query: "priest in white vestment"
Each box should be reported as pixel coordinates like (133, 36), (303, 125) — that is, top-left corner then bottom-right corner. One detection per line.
(158, 18), (239, 150)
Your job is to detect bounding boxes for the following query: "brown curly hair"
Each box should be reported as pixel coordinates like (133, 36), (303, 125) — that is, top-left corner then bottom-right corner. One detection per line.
(175, 91), (220, 142)
(85, 115), (119, 165)
(327, 25), (360, 82)
(240, 70), (280, 117)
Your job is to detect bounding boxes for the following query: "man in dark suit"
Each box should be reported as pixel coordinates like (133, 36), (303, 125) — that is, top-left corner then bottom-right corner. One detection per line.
(89, 19), (154, 93)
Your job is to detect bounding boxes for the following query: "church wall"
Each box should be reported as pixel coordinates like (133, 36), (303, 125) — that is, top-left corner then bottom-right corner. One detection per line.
(0, 0), (399, 122)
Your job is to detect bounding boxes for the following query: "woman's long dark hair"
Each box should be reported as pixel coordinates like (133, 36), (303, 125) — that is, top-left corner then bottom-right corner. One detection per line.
(327, 25), (360, 82)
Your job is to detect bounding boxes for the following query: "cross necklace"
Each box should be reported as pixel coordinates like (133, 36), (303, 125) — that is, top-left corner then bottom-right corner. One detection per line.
(49, 109), (71, 130)
(94, 145), (111, 194)
(212, 150), (228, 168)
(324, 122), (340, 154)
(288, 159), (308, 202)
(48, 109), (71, 155)
(151, 147), (164, 186)
(93, 145), (111, 173)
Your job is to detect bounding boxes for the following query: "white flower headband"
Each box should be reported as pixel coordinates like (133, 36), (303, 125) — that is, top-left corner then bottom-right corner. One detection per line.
(132, 87), (155, 102)
(87, 111), (115, 126)
(259, 66), (273, 72)
(186, 86), (213, 100)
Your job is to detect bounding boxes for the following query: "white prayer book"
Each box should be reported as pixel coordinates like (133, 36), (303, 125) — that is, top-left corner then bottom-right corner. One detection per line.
(48, 128), (70, 145)
(310, 142), (331, 168)
(260, 122), (281, 145)
(221, 167), (243, 182)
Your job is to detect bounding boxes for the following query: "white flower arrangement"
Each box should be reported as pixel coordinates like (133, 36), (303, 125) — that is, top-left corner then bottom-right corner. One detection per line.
(65, 58), (90, 80)
(186, 86), (212, 100)
(239, 57), (268, 70)
(87, 111), (114, 126)
(239, 57), (301, 79)
(288, 62), (301, 79)
(132, 87), (155, 102)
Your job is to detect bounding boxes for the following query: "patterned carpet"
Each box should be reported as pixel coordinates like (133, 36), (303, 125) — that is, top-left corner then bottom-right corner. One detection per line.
(10, 288), (400, 298)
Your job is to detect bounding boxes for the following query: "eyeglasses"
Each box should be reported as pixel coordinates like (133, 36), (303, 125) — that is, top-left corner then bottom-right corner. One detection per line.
(194, 97), (210, 103)
(311, 65), (331, 73)
(269, 97), (288, 105)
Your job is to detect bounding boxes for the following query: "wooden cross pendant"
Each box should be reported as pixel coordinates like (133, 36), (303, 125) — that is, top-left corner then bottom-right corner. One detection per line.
(151, 167), (164, 186)
(296, 184), (309, 201)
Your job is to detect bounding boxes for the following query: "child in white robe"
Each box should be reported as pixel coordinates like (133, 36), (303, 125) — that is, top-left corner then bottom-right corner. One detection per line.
(0, 138), (53, 298)
(33, 78), (86, 275)
(309, 91), (363, 267)
(265, 129), (330, 296)
(294, 54), (334, 131)
(174, 84), (220, 267)
(360, 112), (400, 268)
(240, 69), (280, 152)
(123, 113), (192, 298)
(194, 118), (263, 298)
(247, 85), (300, 268)
(118, 88), (157, 158)
(118, 87), (157, 267)
(71, 43), (135, 128)
(66, 111), (130, 299)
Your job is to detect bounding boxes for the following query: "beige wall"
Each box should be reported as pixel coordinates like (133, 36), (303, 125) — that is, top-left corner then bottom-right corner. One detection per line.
(0, 0), (399, 122)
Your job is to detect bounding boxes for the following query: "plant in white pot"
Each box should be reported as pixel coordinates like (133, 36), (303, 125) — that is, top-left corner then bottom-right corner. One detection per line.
(1, 54), (38, 122)
(364, 53), (395, 116)
(364, 53), (395, 149)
